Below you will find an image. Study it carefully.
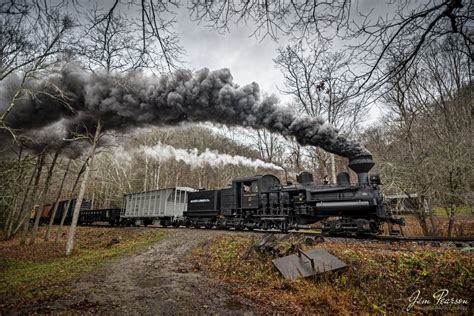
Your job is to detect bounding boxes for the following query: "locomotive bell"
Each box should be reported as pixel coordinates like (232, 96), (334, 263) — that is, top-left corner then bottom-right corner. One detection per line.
(348, 155), (375, 186)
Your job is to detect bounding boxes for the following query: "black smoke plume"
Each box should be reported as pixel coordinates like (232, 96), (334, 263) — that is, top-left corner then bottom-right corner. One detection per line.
(0, 64), (370, 159)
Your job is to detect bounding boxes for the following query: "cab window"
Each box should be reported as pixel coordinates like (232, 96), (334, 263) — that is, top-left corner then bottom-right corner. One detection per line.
(243, 181), (258, 193)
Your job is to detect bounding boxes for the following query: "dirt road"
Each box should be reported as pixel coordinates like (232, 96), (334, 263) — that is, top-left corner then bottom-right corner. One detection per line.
(50, 229), (257, 314)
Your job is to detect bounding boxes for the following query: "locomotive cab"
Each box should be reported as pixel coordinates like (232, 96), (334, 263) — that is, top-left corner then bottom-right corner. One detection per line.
(231, 174), (280, 211)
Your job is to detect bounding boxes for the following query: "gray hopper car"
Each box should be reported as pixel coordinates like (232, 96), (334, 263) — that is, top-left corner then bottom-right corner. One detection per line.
(121, 187), (196, 226)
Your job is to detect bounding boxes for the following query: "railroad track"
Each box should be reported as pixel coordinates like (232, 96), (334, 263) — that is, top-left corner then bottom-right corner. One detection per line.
(161, 226), (474, 245)
(285, 229), (474, 244)
(374, 235), (474, 243)
(77, 223), (474, 245)
(287, 231), (474, 246)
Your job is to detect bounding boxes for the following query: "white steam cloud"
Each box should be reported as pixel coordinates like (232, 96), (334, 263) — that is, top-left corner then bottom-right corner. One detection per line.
(143, 143), (283, 171)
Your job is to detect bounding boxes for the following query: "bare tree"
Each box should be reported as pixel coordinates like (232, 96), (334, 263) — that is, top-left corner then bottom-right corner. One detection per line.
(252, 129), (285, 165)
(188, 0), (352, 40)
(65, 121), (102, 255)
(30, 149), (60, 244)
(74, 0), (183, 73)
(370, 37), (472, 236)
(19, 150), (46, 244)
(0, 1), (73, 82)
(55, 157), (88, 242)
(0, 0), (185, 242)
(189, 0), (472, 94)
(80, 4), (176, 73)
(0, 1), (73, 144)
(1, 0), (183, 143)
(44, 158), (71, 241)
(1, 149), (36, 240)
(274, 41), (366, 182)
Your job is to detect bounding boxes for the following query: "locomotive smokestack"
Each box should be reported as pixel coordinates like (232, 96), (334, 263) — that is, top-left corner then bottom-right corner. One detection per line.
(348, 155), (375, 186)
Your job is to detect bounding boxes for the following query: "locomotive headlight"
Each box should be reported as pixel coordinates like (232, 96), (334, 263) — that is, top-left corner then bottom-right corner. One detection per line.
(297, 193), (305, 202)
(370, 174), (381, 185)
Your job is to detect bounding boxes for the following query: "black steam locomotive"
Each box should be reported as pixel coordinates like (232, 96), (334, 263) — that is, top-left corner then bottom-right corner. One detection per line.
(184, 155), (404, 235)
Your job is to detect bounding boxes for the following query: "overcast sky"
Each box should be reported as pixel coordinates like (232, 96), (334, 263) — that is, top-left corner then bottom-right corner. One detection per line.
(77, 0), (391, 125)
(175, 8), (291, 103)
(80, 0), (395, 124)
(172, 4), (386, 124)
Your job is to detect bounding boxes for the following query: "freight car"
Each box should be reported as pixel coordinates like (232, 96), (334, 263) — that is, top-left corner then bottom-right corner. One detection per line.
(78, 208), (121, 226)
(53, 199), (92, 224)
(30, 203), (54, 224)
(75, 188), (196, 227)
(121, 187), (196, 226)
(32, 199), (92, 225)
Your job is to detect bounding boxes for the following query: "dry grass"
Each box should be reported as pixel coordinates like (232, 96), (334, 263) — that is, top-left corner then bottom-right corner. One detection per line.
(400, 214), (474, 237)
(0, 226), (165, 311)
(191, 235), (473, 314)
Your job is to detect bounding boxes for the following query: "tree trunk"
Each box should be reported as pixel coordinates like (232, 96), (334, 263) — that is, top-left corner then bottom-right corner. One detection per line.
(175, 170), (180, 187)
(91, 187), (95, 210)
(330, 153), (337, 184)
(6, 159), (35, 240)
(428, 198), (437, 235)
(65, 121), (102, 256)
(55, 157), (88, 242)
(156, 164), (161, 189)
(144, 134), (148, 191)
(447, 204), (455, 237)
(55, 199), (72, 242)
(144, 156), (148, 191)
(8, 156), (37, 238)
(0, 84), (23, 123)
(20, 152), (46, 245)
(4, 196), (17, 236)
(90, 166), (100, 209)
(417, 197), (430, 236)
(417, 212), (429, 236)
(30, 150), (60, 244)
(4, 148), (24, 236)
(103, 182), (109, 208)
(44, 158), (71, 241)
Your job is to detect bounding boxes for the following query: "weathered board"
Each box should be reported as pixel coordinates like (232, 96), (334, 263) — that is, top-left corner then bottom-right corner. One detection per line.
(272, 248), (347, 280)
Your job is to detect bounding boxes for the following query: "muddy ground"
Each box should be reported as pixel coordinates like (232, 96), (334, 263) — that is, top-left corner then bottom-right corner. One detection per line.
(38, 229), (258, 315)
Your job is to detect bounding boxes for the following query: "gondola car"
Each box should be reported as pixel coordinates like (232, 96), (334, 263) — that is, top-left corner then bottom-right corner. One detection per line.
(78, 208), (121, 226)
(53, 199), (92, 224)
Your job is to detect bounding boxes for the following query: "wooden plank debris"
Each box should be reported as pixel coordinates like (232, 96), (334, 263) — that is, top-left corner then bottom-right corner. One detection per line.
(272, 248), (347, 280)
